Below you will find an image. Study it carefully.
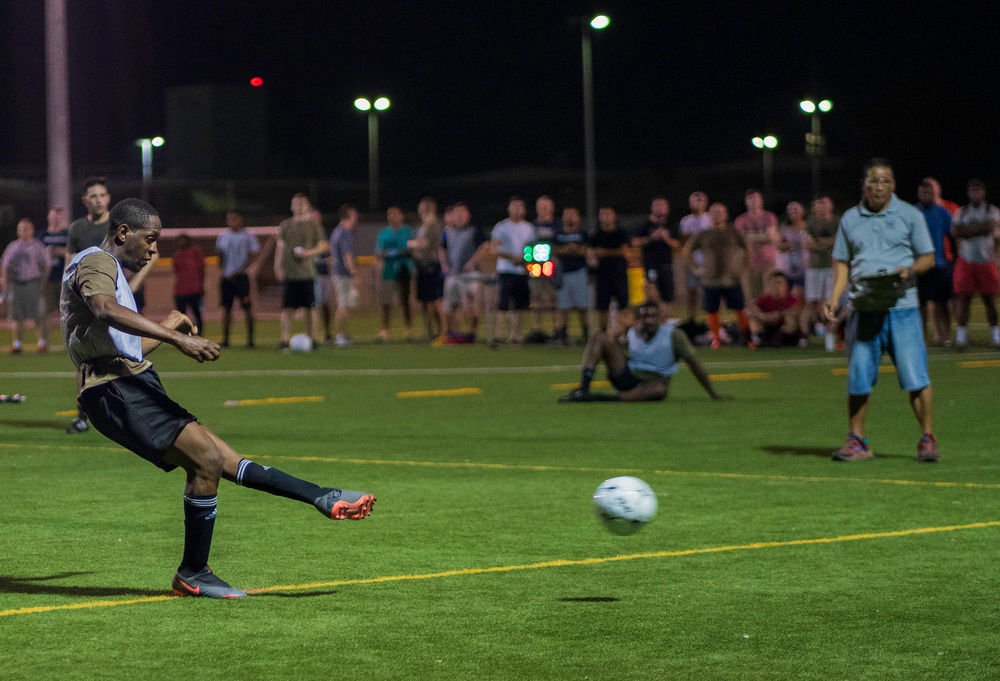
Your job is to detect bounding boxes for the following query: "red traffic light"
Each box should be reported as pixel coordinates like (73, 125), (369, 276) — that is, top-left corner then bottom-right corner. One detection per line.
(249, 77), (264, 87)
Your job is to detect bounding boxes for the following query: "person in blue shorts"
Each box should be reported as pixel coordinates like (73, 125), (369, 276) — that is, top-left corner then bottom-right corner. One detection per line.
(61, 199), (375, 599)
(824, 158), (938, 462)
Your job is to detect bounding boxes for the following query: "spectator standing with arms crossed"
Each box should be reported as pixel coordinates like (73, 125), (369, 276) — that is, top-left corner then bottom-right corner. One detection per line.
(171, 234), (205, 338)
(274, 193), (327, 349)
(40, 206), (69, 349)
(1, 219), (50, 354)
(825, 158), (938, 462)
(375, 206), (415, 341)
(491, 197), (535, 344)
(215, 212), (260, 348)
(951, 179), (1000, 349)
(329, 204), (359, 346)
(632, 196), (681, 319)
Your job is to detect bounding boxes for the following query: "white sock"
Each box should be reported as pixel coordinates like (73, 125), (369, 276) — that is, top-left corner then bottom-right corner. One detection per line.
(993, 326), (1000, 345)
(12, 339), (21, 350)
(825, 332), (836, 351)
(956, 326), (968, 345)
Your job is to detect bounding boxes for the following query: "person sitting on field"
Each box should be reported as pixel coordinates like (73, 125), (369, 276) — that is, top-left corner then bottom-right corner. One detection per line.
(558, 301), (729, 402)
(748, 271), (805, 347)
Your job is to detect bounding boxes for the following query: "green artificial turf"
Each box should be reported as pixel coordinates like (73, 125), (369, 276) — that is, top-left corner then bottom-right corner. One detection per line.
(1, 320), (999, 680)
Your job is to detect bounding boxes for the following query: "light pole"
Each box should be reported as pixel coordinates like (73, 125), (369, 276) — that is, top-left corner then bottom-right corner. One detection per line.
(135, 136), (164, 201)
(751, 135), (778, 198)
(355, 96), (391, 212)
(581, 13), (609, 229)
(799, 98), (832, 196)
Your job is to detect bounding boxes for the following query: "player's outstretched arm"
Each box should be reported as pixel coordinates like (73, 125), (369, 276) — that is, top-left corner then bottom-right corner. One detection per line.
(686, 354), (730, 401)
(87, 294), (219, 363)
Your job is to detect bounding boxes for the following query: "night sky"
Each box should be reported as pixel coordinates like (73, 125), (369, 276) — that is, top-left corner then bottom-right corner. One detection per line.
(2, 0), (999, 199)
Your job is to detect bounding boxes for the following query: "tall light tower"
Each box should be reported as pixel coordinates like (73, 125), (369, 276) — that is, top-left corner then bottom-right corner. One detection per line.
(45, 0), (71, 213)
(136, 136), (164, 202)
(751, 135), (778, 198)
(581, 13), (609, 229)
(355, 96), (391, 212)
(799, 98), (832, 196)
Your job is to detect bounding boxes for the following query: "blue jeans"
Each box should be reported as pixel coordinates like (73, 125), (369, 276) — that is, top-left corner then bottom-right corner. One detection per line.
(845, 307), (929, 395)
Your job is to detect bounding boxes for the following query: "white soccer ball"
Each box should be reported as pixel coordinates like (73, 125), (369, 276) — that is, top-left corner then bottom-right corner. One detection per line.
(593, 476), (657, 535)
(288, 333), (314, 352)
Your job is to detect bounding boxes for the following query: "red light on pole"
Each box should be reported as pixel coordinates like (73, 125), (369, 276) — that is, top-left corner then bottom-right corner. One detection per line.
(249, 77), (264, 87)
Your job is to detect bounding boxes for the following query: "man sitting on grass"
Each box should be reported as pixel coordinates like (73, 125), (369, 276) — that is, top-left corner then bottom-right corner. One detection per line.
(60, 198), (375, 599)
(559, 301), (729, 402)
(748, 271), (805, 347)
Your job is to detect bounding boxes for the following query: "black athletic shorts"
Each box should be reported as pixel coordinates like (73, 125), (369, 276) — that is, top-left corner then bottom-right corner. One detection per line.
(647, 265), (675, 305)
(609, 367), (644, 392)
(220, 273), (251, 308)
(497, 273), (530, 311)
(282, 279), (315, 309)
(416, 264), (444, 302)
(917, 266), (952, 304)
(79, 369), (196, 472)
(595, 271), (630, 311)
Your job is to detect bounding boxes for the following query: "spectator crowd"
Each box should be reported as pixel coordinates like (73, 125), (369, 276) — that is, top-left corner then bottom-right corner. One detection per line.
(4, 174), (1000, 354)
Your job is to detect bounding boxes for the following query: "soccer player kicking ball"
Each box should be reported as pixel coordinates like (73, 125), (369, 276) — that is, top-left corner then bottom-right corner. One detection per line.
(60, 199), (375, 599)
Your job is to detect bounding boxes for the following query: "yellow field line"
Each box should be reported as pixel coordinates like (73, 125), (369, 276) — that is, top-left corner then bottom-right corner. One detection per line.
(223, 396), (325, 407)
(396, 388), (482, 398)
(3, 520), (997, 618)
(709, 372), (770, 381)
(255, 454), (1000, 490)
(1, 443), (997, 490)
(959, 360), (1000, 368)
(53, 410), (77, 417)
(551, 381), (610, 390)
(832, 366), (896, 376)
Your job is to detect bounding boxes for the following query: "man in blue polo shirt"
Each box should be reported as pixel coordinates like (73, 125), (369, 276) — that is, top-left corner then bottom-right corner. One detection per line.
(824, 158), (937, 463)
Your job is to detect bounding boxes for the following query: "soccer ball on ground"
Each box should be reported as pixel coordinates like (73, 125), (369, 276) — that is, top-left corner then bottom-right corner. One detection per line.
(593, 476), (658, 535)
(288, 333), (314, 352)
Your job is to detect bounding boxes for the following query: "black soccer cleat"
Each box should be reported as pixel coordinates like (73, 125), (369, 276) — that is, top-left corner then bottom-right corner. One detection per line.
(314, 488), (376, 520)
(171, 566), (247, 599)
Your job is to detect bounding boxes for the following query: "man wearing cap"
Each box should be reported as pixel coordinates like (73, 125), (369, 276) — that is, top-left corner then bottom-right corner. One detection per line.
(951, 179), (1000, 349)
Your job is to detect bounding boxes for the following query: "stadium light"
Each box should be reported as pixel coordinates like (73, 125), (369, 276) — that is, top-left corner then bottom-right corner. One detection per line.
(751, 135), (778, 197)
(590, 14), (610, 29)
(354, 96), (391, 210)
(799, 97), (833, 194)
(581, 14), (609, 229)
(136, 136), (164, 200)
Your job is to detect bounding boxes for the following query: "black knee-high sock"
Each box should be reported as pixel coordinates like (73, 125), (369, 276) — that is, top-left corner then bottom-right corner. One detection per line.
(181, 494), (217, 573)
(235, 458), (325, 504)
(580, 368), (595, 393)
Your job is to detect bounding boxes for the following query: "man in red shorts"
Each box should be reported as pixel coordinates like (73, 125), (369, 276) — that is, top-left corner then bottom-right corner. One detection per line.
(952, 179), (1000, 349)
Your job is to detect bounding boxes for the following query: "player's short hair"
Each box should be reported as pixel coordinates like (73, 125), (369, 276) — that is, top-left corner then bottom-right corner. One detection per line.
(863, 157), (893, 176)
(634, 300), (659, 315)
(109, 198), (160, 233)
(338, 203), (357, 221)
(83, 176), (108, 193)
(744, 188), (761, 198)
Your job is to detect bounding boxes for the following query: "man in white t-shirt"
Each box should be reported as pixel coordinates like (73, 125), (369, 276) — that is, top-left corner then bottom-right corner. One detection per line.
(678, 191), (711, 322)
(952, 179), (1000, 348)
(491, 197), (535, 344)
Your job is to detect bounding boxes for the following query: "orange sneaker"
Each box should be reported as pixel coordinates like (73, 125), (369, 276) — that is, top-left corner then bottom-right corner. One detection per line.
(315, 488), (376, 520)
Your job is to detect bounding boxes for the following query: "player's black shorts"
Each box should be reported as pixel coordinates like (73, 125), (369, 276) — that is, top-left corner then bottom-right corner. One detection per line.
(220, 273), (251, 308)
(917, 266), (952, 304)
(609, 367), (644, 392)
(282, 279), (315, 309)
(79, 369), (196, 472)
(416, 264), (444, 302)
(647, 264), (675, 304)
(595, 271), (630, 311)
(497, 273), (530, 311)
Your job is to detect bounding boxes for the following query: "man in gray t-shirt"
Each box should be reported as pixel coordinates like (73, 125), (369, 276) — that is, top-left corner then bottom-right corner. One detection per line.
(951, 178), (1000, 349)
(440, 203), (487, 339)
(329, 204), (359, 346)
(215, 212), (261, 347)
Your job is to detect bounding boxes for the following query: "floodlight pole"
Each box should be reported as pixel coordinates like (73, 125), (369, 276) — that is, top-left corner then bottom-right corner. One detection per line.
(581, 22), (598, 230)
(368, 111), (379, 212)
(45, 0), (71, 214)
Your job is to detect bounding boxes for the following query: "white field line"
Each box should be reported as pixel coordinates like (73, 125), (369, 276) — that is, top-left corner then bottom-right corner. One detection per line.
(0, 350), (995, 380)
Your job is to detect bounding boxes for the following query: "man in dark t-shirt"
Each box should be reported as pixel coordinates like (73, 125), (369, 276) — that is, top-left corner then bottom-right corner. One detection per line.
(632, 197), (681, 317)
(588, 206), (630, 331)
